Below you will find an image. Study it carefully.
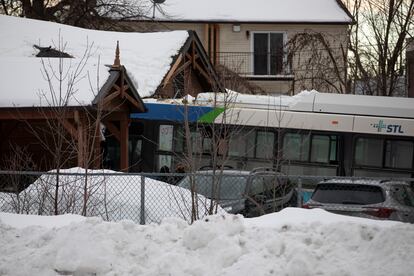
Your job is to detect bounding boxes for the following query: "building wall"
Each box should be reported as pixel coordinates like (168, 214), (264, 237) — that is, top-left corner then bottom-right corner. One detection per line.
(408, 39), (414, 98)
(127, 21), (349, 95)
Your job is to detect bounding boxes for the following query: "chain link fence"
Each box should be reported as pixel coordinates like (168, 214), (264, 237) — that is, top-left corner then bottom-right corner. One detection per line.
(0, 170), (413, 224)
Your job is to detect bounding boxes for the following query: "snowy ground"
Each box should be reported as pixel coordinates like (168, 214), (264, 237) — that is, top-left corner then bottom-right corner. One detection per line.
(1, 208), (413, 276)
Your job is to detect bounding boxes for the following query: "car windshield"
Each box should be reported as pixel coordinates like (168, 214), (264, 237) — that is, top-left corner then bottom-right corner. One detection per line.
(178, 174), (247, 200)
(312, 183), (385, 205)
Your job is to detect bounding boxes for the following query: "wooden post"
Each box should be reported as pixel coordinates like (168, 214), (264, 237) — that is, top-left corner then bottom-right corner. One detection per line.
(119, 116), (129, 172)
(93, 119), (102, 169)
(75, 111), (85, 168)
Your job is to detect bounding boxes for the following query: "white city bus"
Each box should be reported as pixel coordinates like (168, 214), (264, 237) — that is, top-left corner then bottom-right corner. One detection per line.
(130, 91), (414, 178)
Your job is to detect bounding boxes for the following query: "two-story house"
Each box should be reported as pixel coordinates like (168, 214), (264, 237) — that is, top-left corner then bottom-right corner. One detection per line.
(127, 0), (353, 95)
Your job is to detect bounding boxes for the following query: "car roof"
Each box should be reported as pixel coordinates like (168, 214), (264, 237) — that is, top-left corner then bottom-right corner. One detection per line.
(318, 178), (410, 188)
(195, 170), (251, 175)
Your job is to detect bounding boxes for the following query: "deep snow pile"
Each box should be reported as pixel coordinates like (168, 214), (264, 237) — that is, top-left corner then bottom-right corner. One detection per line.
(1, 208), (413, 276)
(0, 168), (223, 224)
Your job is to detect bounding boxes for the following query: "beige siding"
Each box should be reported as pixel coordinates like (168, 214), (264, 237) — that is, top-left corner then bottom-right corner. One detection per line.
(250, 80), (293, 94)
(127, 21), (349, 95)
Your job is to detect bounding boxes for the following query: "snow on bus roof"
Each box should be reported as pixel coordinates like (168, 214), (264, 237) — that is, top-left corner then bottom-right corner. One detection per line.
(146, 90), (414, 119)
(0, 15), (188, 108)
(143, 0), (352, 23)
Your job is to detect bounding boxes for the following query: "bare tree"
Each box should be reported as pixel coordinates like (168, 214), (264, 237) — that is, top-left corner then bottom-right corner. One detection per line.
(287, 31), (350, 94)
(0, 0), (164, 30)
(345, 0), (414, 96)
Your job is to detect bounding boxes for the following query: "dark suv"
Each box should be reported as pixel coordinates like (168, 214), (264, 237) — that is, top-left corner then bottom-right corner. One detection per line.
(177, 168), (296, 217)
(304, 179), (414, 223)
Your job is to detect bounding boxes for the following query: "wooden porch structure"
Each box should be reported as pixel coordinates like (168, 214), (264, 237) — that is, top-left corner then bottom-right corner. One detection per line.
(0, 43), (146, 172)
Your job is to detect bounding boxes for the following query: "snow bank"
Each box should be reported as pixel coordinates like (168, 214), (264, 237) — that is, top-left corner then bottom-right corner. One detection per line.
(0, 208), (413, 276)
(0, 167), (224, 224)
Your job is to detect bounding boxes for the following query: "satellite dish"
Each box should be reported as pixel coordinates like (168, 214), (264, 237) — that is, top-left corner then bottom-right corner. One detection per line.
(152, 0), (166, 19)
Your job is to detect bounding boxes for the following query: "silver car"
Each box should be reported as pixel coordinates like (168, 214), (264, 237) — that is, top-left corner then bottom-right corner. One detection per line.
(303, 179), (414, 223)
(177, 168), (296, 217)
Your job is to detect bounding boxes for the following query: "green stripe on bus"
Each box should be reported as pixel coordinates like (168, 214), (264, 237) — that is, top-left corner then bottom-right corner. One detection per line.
(197, 107), (225, 123)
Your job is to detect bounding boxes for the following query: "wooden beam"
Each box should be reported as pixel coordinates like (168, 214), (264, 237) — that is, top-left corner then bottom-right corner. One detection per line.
(105, 121), (121, 142)
(192, 41), (196, 69)
(123, 93), (142, 110)
(92, 120), (102, 169)
(120, 70), (125, 98)
(204, 24), (209, 50)
(164, 60), (192, 87)
(61, 119), (78, 141)
(102, 90), (121, 107)
(186, 53), (200, 61)
(162, 53), (183, 88)
(121, 85), (129, 96)
(194, 62), (212, 84)
(215, 24), (220, 65)
(119, 117), (129, 172)
(76, 113), (85, 168)
(0, 109), (75, 120)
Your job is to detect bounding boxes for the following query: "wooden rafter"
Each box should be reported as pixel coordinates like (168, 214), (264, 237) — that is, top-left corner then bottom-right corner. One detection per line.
(102, 90), (121, 107)
(0, 109), (75, 120)
(123, 93), (141, 109)
(61, 119), (78, 141)
(192, 41), (196, 69)
(162, 53), (183, 88)
(164, 60), (192, 86)
(194, 62), (212, 84)
(186, 53), (200, 62)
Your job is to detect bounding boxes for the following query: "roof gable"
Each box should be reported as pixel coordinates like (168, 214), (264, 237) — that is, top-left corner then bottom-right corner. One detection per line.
(155, 30), (225, 98)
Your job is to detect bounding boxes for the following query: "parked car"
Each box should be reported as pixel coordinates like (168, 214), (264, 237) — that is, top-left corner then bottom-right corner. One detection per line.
(303, 179), (414, 223)
(177, 168), (297, 217)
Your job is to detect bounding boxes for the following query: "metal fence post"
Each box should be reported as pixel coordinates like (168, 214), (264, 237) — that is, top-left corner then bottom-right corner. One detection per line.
(140, 175), (146, 225)
(297, 178), (302, 208)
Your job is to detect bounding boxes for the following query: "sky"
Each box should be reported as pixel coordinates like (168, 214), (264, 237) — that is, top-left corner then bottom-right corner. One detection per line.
(0, 208), (413, 276)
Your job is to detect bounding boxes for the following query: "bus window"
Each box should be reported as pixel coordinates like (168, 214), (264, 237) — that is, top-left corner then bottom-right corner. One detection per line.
(284, 133), (338, 164)
(283, 133), (310, 161)
(329, 136), (338, 163)
(385, 140), (414, 169)
(228, 130), (256, 158)
(158, 125), (174, 152)
(191, 131), (203, 154)
(174, 126), (184, 153)
(354, 137), (383, 167)
(256, 131), (275, 159)
(310, 135), (330, 163)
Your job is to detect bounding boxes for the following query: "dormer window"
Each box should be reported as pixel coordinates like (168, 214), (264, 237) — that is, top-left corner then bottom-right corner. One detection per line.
(34, 45), (73, 58)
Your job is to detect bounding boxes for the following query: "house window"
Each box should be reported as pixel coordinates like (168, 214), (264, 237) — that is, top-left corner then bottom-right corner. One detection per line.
(252, 32), (285, 75)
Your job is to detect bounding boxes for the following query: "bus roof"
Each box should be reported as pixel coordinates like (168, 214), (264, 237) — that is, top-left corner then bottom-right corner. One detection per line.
(291, 93), (414, 119)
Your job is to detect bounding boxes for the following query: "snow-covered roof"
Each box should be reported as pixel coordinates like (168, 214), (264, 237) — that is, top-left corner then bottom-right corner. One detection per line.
(0, 15), (189, 108)
(146, 0), (352, 23)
